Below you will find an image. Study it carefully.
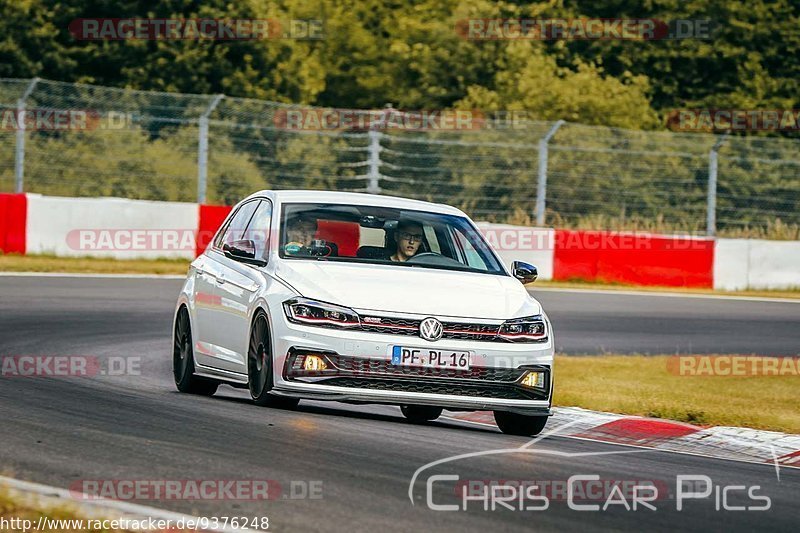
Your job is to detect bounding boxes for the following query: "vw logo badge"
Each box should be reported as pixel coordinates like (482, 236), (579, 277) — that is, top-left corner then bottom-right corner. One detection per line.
(419, 317), (443, 341)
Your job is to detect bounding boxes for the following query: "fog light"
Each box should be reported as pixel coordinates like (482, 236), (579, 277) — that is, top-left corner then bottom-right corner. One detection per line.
(520, 371), (544, 388)
(303, 354), (328, 371)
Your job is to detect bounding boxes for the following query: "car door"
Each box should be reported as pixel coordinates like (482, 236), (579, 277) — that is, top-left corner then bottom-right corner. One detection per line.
(212, 198), (273, 372)
(197, 199), (260, 373)
(190, 252), (228, 370)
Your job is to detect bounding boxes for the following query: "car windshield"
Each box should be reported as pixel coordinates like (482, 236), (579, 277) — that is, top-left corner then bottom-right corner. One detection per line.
(279, 203), (505, 275)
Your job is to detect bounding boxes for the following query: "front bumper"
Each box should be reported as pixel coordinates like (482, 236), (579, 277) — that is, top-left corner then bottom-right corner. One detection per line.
(270, 316), (554, 415)
(272, 383), (552, 415)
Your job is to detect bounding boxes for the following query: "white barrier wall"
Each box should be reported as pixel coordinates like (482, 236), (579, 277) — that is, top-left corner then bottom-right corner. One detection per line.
(475, 222), (554, 280)
(15, 194), (800, 290)
(714, 238), (800, 290)
(25, 194), (199, 259)
(713, 240), (749, 290)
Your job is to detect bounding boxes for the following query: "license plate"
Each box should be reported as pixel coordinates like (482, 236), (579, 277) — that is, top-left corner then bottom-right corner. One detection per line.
(390, 346), (471, 370)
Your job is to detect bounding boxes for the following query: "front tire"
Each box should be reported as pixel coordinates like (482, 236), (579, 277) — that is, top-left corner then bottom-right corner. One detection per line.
(494, 411), (548, 436)
(247, 311), (299, 409)
(401, 405), (443, 423)
(173, 307), (218, 396)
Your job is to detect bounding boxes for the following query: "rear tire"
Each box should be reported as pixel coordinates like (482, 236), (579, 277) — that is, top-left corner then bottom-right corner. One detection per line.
(173, 307), (218, 396)
(248, 311), (299, 409)
(401, 405), (443, 423)
(494, 411), (548, 436)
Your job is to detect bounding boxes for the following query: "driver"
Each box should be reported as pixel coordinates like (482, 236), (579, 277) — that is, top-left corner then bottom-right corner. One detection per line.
(390, 219), (424, 262)
(284, 214), (317, 255)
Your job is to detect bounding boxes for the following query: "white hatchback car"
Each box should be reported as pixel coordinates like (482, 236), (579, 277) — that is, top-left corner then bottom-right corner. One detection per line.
(173, 190), (554, 435)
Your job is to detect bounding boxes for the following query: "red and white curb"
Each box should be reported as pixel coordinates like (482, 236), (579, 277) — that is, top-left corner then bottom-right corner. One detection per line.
(446, 407), (800, 469)
(0, 475), (239, 532)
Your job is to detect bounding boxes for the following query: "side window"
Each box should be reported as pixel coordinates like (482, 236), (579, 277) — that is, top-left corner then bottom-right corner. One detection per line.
(246, 200), (273, 260)
(214, 200), (259, 249)
(452, 228), (488, 270)
(423, 225), (441, 253)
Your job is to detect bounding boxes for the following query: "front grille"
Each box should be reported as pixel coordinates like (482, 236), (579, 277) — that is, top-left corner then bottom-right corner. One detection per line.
(441, 322), (500, 340)
(313, 377), (543, 400)
(360, 316), (419, 336)
(360, 315), (507, 342)
(324, 354), (525, 382)
(285, 351), (550, 401)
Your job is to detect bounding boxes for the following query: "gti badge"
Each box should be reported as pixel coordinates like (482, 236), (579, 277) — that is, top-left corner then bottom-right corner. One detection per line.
(419, 317), (443, 341)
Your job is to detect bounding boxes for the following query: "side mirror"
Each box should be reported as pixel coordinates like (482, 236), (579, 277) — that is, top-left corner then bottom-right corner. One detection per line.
(512, 261), (538, 284)
(223, 239), (265, 266)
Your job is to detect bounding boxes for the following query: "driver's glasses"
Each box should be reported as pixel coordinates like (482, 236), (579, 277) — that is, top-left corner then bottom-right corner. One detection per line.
(398, 231), (423, 242)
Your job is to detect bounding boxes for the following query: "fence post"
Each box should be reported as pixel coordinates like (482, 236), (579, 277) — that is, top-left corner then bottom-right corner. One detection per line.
(197, 94), (225, 204)
(536, 120), (564, 226)
(14, 77), (40, 193)
(706, 132), (729, 236)
(366, 129), (382, 194)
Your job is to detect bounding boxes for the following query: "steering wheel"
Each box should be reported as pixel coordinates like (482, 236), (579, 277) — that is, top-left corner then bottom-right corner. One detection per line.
(284, 240), (335, 257)
(407, 252), (440, 261)
(406, 252), (465, 268)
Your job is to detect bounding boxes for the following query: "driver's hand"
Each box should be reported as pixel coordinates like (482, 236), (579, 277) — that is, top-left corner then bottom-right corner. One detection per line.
(284, 241), (307, 255)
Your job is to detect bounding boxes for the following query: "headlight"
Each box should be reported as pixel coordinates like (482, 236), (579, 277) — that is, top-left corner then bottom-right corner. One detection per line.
(283, 298), (360, 329)
(498, 315), (548, 343)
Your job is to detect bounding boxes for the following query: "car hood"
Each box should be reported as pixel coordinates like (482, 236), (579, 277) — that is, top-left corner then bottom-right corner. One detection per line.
(273, 260), (541, 319)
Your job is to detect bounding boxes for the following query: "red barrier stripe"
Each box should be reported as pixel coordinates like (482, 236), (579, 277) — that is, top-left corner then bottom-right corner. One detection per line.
(553, 230), (714, 288)
(316, 219), (360, 257)
(0, 193), (27, 254)
(196, 204), (233, 257)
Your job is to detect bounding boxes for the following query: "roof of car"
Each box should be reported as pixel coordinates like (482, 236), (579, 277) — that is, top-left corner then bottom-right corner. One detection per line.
(245, 190), (466, 216)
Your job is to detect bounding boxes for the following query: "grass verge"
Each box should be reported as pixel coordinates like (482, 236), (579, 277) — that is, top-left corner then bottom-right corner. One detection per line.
(0, 253), (189, 275)
(553, 355), (800, 433)
(0, 486), (143, 533)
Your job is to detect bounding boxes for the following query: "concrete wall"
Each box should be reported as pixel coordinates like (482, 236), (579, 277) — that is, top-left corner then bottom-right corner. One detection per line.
(25, 194), (199, 259)
(714, 238), (800, 290)
(4, 194), (799, 290)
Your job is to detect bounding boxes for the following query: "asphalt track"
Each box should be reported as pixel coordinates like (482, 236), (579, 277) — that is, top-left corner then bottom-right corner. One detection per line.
(532, 288), (800, 356)
(0, 275), (798, 532)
